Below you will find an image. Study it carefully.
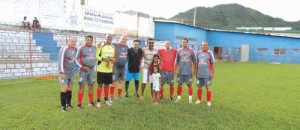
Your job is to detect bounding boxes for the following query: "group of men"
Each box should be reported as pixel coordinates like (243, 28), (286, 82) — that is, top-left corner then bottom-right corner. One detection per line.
(58, 34), (215, 112)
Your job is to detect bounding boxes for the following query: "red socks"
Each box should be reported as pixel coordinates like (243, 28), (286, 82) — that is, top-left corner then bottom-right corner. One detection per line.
(188, 86), (193, 96)
(160, 88), (164, 97)
(198, 88), (203, 101)
(97, 87), (102, 99)
(117, 88), (122, 97)
(104, 85), (109, 97)
(110, 86), (115, 98)
(88, 93), (93, 104)
(207, 90), (212, 102)
(177, 85), (182, 96)
(170, 86), (174, 97)
(78, 93), (84, 105)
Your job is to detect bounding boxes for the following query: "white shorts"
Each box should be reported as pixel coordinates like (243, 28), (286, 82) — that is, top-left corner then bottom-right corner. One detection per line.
(142, 68), (151, 83)
(153, 85), (160, 91)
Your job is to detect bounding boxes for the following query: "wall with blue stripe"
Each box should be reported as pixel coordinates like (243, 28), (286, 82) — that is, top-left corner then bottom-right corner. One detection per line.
(32, 32), (60, 60)
(155, 21), (300, 63)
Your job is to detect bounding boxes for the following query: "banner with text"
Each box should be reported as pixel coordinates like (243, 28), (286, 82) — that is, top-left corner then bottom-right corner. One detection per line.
(83, 7), (114, 33)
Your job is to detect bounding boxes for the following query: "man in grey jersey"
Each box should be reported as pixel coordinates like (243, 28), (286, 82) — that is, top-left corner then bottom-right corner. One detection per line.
(75, 35), (97, 109)
(58, 36), (77, 112)
(195, 41), (215, 106)
(110, 35), (128, 102)
(174, 38), (196, 103)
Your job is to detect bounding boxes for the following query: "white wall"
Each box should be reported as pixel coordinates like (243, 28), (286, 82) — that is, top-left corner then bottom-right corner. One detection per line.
(0, 0), (154, 36)
(0, 0), (84, 30)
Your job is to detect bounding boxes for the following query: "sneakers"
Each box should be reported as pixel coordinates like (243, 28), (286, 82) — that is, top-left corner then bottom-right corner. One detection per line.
(118, 96), (123, 102)
(66, 104), (73, 108)
(61, 106), (67, 112)
(169, 97), (173, 101)
(188, 96), (193, 104)
(88, 102), (95, 107)
(77, 104), (83, 109)
(96, 101), (102, 108)
(174, 97), (181, 102)
(189, 98), (193, 104)
(134, 93), (140, 98)
(194, 100), (201, 104)
(125, 93), (129, 98)
(105, 101), (112, 106)
(109, 98), (114, 104)
(207, 101), (212, 106)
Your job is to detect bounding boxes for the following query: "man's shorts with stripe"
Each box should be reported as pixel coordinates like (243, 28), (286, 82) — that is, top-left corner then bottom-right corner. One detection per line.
(78, 69), (95, 85)
(197, 78), (212, 87)
(161, 71), (174, 86)
(177, 74), (193, 84)
(59, 73), (75, 86)
(112, 66), (126, 82)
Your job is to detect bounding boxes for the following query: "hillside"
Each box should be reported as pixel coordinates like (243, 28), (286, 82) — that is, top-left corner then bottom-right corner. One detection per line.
(170, 4), (300, 30)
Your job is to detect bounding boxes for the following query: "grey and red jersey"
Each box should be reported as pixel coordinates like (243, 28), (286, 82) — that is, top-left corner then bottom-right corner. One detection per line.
(196, 50), (215, 78)
(75, 45), (97, 69)
(114, 44), (128, 68)
(58, 46), (77, 74)
(176, 48), (196, 75)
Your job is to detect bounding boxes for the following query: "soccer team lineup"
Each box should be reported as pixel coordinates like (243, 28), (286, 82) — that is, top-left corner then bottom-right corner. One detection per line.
(59, 34), (215, 112)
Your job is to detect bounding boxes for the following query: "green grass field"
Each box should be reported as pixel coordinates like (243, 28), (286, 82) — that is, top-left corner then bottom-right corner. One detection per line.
(0, 62), (299, 129)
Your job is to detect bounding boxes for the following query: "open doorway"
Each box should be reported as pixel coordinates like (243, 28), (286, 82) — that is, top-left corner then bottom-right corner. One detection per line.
(214, 46), (223, 60)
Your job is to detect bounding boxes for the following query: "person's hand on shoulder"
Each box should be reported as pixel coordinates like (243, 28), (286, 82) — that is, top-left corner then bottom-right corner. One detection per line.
(97, 42), (102, 48)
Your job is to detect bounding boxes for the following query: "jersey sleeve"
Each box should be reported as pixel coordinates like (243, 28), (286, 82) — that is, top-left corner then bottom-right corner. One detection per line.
(96, 45), (103, 61)
(58, 46), (66, 73)
(75, 46), (83, 68)
(208, 50), (215, 64)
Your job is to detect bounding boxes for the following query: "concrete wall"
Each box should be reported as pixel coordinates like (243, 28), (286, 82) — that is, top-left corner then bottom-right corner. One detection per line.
(0, 62), (58, 79)
(207, 30), (300, 63)
(155, 21), (300, 63)
(155, 21), (207, 51)
(0, 0), (83, 30)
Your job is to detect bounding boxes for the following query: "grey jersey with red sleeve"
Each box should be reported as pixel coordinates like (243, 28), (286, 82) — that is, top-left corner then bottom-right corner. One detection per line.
(176, 48), (196, 75)
(58, 46), (77, 75)
(75, 45), (97, 69)
(197, 50), (215, 78)
(114, 44), (128, 68)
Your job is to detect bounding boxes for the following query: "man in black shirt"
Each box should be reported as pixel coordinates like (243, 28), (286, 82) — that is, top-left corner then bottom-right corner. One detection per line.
(125, 40), (143, 97)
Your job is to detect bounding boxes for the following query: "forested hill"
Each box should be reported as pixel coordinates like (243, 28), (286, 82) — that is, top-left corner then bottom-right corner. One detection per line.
(169, 4), (300, 30)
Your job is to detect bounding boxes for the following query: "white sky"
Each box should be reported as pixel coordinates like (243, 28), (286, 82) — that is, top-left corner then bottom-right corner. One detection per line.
(89, 0), (300, 22)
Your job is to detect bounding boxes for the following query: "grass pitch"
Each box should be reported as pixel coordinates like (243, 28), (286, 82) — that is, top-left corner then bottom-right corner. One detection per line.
(0, 62), (299, 129)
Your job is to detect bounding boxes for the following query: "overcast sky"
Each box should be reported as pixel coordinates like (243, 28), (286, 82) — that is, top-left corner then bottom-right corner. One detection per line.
(89, 0), (300, 22)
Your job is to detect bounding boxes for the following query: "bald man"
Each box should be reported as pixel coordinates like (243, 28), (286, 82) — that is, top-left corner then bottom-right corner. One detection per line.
(110, 35), (128, 102)
(58, 36), (77, 112)
(96, 34), (115, 107)
(157, 41), (177, 100)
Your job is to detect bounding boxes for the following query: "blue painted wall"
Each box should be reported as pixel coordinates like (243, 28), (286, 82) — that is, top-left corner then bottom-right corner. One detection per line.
(155, 21), (207, 51)
(207, 30), (300, 63)
(155, 21), (300, 63)
(32, 32), (60, 60)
